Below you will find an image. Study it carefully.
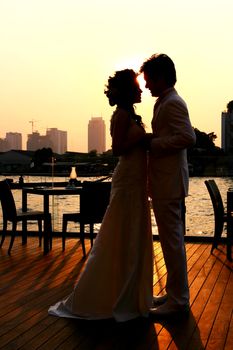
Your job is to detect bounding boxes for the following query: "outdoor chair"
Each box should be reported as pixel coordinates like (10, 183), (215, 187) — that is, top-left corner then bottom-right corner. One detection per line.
(0, 179), (50, 254)
(204, 179), (232, 260)
(62, 181), (111, 257)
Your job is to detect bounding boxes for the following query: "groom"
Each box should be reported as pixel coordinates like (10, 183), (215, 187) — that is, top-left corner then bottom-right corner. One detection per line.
(140, 54), (196, 318)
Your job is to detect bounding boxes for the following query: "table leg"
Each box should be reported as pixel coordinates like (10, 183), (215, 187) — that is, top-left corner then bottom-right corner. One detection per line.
(43, 194), (51, 255)
(22, 190), (27, 245)
(227, 191), (233, 261)
(227, 214), (233, 262)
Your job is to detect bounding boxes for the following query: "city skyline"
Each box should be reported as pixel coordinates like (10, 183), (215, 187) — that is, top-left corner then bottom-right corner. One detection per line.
(0, 127), (68, 154)
(0, 1), (233, 151)
(0, 119), (108, 153)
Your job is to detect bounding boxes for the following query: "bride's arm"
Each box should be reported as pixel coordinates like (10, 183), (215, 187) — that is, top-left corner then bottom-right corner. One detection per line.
(111, 109), (145, 156)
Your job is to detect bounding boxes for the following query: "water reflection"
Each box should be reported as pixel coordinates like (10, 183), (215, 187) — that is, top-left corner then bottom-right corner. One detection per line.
(186, 177), (233, 237)
(1, 175), (233, 237)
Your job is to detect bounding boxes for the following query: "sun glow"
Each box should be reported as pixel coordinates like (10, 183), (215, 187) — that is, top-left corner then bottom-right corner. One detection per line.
(137, 73), (146, 91)
(114, 57), (149, 94)
(114, 56), (142, 73)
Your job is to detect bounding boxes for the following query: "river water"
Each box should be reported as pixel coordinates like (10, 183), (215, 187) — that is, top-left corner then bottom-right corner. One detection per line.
(1, 175), (233, 237)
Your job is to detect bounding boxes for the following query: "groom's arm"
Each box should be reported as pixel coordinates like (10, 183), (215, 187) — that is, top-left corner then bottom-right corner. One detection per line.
(150, 98), (196, 155)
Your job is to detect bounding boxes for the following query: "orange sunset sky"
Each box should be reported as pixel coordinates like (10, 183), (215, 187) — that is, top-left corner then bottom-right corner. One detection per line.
(0, 0), (233, 151)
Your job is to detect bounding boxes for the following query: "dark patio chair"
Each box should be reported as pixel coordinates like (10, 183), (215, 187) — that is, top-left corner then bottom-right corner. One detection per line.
(204, 179), (232, 260)
(0, 180), (50, 255)
(62, 181), (111, 256)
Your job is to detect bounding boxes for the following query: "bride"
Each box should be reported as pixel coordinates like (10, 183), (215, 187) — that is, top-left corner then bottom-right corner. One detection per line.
(48, 69), (153, 322)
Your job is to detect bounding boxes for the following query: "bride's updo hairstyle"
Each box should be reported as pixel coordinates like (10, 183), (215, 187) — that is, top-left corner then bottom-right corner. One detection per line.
(104, 69), (139, 107)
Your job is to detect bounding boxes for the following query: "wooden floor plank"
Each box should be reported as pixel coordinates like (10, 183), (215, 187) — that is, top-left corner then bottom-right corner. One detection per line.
(159, 244), (210, 350)
(205, 264), (233, 350)
(224, 314), (233, 350)
(0, 237), (232, 349)
(157, 247), (209, 350)
(186, 250), (230, 349)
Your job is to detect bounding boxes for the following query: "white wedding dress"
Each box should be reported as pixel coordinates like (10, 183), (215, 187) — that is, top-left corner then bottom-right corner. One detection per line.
(48, 118), (154, 322)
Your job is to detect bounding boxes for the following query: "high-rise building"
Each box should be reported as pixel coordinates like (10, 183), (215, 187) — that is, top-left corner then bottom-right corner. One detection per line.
(27, 128), (67, 154)
(0, 138), (8, 152)
(221, 101), (233, 152)
(88, 117), (106, 153)
(27, 132), (52, 151)
(46, 128), (67, 154)
(5, 132), (22, 150)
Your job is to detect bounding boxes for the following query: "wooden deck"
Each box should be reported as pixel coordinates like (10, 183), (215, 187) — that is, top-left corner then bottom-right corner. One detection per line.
(0, 237), (232, 350)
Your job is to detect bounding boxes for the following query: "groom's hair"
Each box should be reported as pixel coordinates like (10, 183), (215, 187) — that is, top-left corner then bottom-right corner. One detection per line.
(140, 53), (177, 87)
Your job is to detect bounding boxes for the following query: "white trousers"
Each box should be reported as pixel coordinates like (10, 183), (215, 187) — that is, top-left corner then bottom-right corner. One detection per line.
(152, 198), (189, 306)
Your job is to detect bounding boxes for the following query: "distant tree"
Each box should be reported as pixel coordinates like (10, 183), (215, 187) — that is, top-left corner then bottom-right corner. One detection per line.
(188, 128), (222, 157)
(227, 100), (233, 113)
(207, 131), (217, 145)
(193, 128), (217, 150)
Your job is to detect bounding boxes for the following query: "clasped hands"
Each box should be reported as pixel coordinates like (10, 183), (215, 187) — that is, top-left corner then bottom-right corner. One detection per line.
(141, 133), (154, 150)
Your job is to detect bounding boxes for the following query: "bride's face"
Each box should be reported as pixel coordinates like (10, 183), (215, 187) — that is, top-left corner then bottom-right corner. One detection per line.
(133, 83), (142, 104)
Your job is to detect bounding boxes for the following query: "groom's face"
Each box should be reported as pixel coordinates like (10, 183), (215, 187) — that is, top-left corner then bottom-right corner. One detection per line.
(143, 73), (161, 97)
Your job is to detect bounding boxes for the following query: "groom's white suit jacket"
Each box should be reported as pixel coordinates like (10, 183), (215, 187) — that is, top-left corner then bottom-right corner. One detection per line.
(148, 88), (196, 200)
